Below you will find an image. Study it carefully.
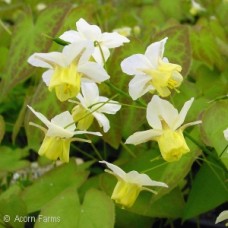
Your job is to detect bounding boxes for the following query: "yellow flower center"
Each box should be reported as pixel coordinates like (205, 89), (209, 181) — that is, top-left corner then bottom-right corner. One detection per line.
(156, 129), (190, 162)
(145, 60), (182, 97)
(49, 63), (82, 102)
(72, 105), (94, 130)
(111, 180), (141, 208)
(38, 136), (71, 163)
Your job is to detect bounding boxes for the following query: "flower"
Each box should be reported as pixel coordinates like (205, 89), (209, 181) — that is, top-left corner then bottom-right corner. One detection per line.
(121, 37), (183, 100)
(224, 128), (228, 141)
(59, 18), (129, 65)
(99, 160), (168, 208)
(190, 0), (205, 16)
(27, 105), (101, 163)
(28, 42), (109, 102)
(113, 27), (132, 37)
(126, 95), (202, 162)
(215, 210), (228, 226)
(72, 82), (121, 132)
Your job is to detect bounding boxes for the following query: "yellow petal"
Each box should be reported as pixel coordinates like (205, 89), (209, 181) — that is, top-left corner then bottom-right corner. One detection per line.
(111, 180), (141, 208)
(38, 136), (71, 163)
(49, 64), (82, 102)
(72, 105), (94, 130)
(157, 129), (190, 162)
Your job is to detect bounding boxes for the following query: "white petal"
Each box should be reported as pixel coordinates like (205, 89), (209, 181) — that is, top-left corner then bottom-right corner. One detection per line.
(145, 37), (168, 67)
(47, 126), (74, 138)
(76, 18), (102, 41)
(93, 46), (110, 65)
(94, 97), (121, 114)
(79, 62), (110, 83)
(50, 111), (75, 132)
(63, 42), (93, 65)
(101, 32), (129, 48)
(59, 30), (83, 43)
(147, 95), (178, 130)
(93, 112), (110, 132)
(224, 128), (228, 141)
(80, 82), (99, 107)
(215, 210), (228, 224)
(129, 74), (154, 100)
(126, 171), (168, 187)
(28, 52), (66, 68)
(73, 130), (102, 136)
(121, 54), (152, 75)
(180, 120), (202, 131)
(27, 105), (51, 128)
(125, 129), (162, 145)
(42, 69), (53, 86)
(99, 160), (126, 179)
(172, 98), (194, 130)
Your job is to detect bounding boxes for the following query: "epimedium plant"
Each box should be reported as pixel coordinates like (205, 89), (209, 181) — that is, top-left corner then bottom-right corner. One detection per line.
(0, 0), (227, 228)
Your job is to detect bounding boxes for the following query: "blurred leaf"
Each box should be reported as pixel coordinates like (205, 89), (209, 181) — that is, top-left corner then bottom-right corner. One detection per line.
(158, 0), (187, 21)
(24, 82), (62, 151)
(0, 116), (5, 143)
(154, 25), (192, 77)
(183, 157), (228, 220)
(201, 100), (228, 168)
(0, 195), (27, 228)
(35, 188), (115, 228)
(190, 19), (226, 71)
(0, 2), (72, 101)
(0, 184), (21, 201)
(115, 207), (153, 228)
(21, 159), (89, 213)
(0, 146), (29, 173)
(12, 96), (30, 144)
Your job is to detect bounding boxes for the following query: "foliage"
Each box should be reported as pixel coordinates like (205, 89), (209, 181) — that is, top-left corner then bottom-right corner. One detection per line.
(0, 0), (227, 227)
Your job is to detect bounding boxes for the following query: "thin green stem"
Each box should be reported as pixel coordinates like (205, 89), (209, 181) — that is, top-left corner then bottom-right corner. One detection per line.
(86, 135), (103, 160)
(105, 81), (147, 107)
(184, 132), (212, 155)
(220, 144), (228, 157)
(94, 40), (107, 68)
(0, 19), (12, 35)
(64, 94), (119, 129)
(120, 141), (136, 158)
(141, 162), (167, 173)
(71, 144), (98, 161)
(120, 102), (146, 109)
(201, 153), (228, 191)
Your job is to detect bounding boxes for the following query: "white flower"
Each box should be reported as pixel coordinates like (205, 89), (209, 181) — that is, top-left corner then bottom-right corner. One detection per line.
(121, 37), (183, 100)
(113, 27), (132, 37)
(190, 0), (206, 15)
(28, 41), (109, 102)
(72, 82), (121, 132)
(126, 95), (202, 162)
(99, 160), (168, 208)
(215, 210), (228, 226)
(27, 105), (101, 162)
(59, 18), (130, 65)
(224, 128), (228, 141)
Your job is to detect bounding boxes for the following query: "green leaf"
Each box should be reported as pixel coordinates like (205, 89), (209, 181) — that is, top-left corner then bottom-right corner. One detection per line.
(35, 188), (115, 228)
(183, 157), (228, 220)
(0, 2), (72, 101)
(21, 159), (89, 213)
(0, 115), (5, 144)
(154, 25), (192, 77)
(0, 146), (30, 173)
(190, 18), (226, 71)
(201, 100), (228, 168)
(24, 82), (62, 151)
(0, 195), (27, 228)
(115, 207), (153, 228)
